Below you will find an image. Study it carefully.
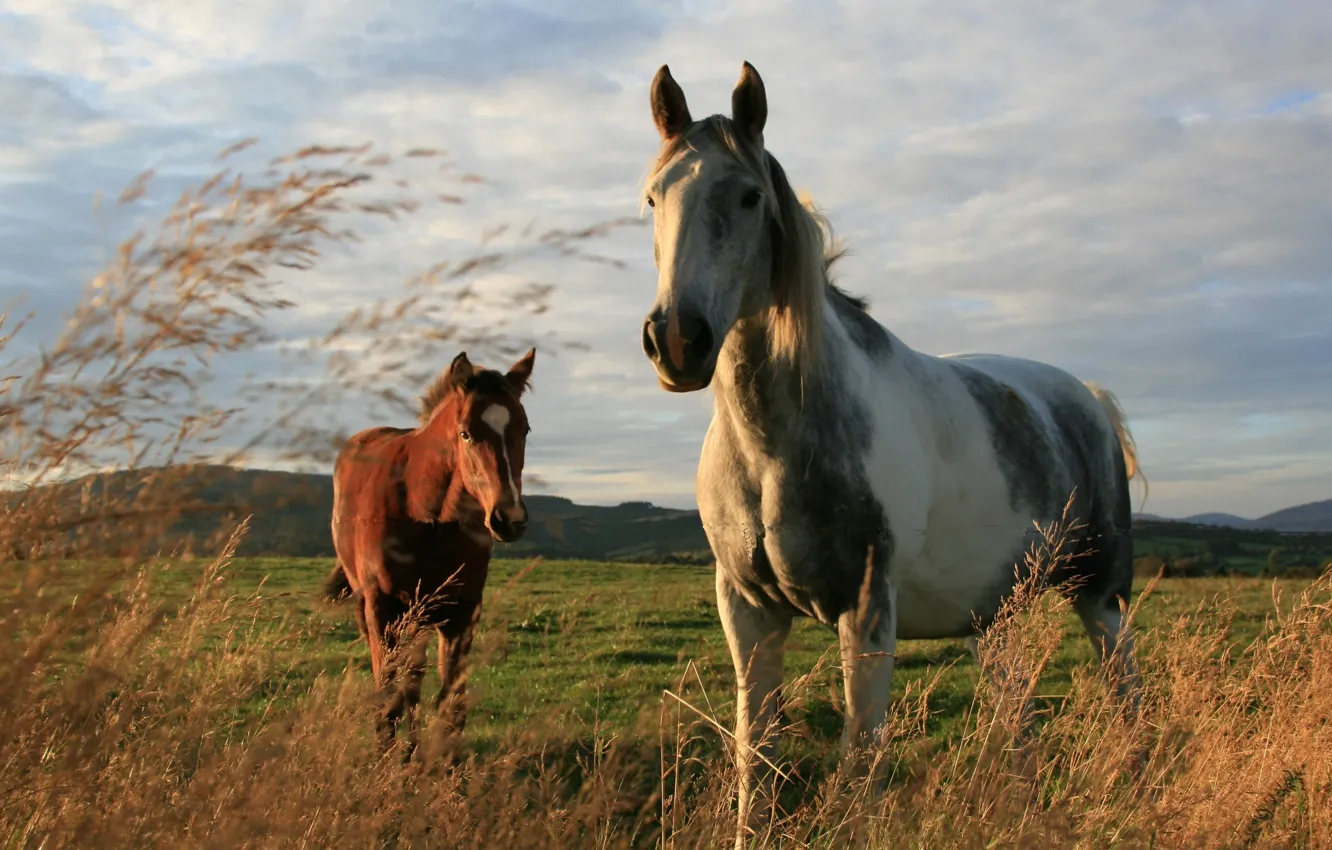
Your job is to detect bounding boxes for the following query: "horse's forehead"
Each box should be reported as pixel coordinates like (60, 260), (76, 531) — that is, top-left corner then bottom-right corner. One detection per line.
(480, 402), (511, 436)
(659, 144), (744, 195)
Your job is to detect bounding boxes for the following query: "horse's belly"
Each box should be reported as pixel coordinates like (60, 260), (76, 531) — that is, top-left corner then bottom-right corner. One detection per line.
(893, 522), (1036, 639)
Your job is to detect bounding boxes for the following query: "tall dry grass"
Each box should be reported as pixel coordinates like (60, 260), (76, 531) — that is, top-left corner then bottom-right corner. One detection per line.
(2, 144), (1329, 849)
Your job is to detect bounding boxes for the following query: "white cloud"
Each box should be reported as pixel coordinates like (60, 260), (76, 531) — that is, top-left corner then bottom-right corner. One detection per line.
(2, 0), (1330, 519)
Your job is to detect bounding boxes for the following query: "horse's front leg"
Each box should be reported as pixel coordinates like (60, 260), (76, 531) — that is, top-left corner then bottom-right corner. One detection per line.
(717, 570), (792, 849)
(364, 591), (424, 757)
(361, 590), (397, 751)
(387, 636), (427, 763)
(837, 579), (897, 771)
(434, 607), (479, 733)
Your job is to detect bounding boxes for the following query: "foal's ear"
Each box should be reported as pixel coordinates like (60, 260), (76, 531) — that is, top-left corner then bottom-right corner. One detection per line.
(650, 64), (692, 140)
(447, 351), (474, 388)
(731, 61), (767, 142)
(505, 347), (536, 395)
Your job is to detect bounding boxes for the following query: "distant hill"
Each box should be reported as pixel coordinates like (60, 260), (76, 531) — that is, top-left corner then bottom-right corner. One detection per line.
(1182, 512), (1255, 529)
(11, 466), (1330, 563)
(6, 466), (713, 563)
(1254, 499), (1332, 533)
(1135, 500), (1332, 533)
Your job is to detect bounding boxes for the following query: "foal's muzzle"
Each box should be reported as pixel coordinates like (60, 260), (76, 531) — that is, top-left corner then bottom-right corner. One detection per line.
(642, 304), (716, 392)
(486, 502), (528, 543)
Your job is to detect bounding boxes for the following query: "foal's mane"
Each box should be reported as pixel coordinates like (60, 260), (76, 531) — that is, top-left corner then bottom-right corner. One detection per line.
(646, 115), (855, 377)
(417, 367), (519, 427)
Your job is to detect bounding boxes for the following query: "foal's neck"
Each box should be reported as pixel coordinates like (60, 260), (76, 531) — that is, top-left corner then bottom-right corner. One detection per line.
(404, 401), (467, 523)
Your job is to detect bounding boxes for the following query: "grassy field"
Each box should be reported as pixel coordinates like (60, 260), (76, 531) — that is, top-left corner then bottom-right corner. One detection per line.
(14, 555), (1315, 745)
(6, 549), (1331, 848)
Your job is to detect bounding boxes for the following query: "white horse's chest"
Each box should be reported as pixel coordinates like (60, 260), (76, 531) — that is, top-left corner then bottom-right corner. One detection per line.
(699, 417), (894, 625)
(700, 391), (1040, 639)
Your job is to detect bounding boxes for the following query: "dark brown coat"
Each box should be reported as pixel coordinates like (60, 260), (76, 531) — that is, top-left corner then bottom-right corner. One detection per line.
(325, 349), (534, 752)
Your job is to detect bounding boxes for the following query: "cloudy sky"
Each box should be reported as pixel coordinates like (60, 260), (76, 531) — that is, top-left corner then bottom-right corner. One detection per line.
(3, 0), (1330, 520)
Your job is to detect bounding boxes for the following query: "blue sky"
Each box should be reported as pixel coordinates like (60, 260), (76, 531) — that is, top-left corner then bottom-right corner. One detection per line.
(2, 0), (1330, 519)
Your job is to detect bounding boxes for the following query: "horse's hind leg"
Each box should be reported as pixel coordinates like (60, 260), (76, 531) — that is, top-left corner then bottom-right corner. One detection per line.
(1074, 526), (1143, 718)
(352, 590), (368, 641)
(1074, 592), (1142, 716)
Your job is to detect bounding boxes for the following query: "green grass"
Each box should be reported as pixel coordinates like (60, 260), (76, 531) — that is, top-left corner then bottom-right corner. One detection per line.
(13, 556), (1316, 751)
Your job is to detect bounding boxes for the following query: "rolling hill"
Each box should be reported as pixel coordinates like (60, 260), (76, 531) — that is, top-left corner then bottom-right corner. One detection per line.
(8, 466), (1330, 564)
(1138, 500), (1332, 533)
(1251, 499), (1332, 533)
(4, 466), (713, 563)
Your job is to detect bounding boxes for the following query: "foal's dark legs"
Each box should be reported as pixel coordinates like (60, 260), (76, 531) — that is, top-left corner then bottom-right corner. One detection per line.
(386, 638), (428, 762)
(352, 591), (368, 641)
(363, 591), (426, 759)
(435, 606), (481, 734)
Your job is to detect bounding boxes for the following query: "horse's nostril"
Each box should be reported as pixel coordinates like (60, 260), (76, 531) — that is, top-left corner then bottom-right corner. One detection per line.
(642, 319), (659, 361)
(676, 308), (713, 362)
(692, 320), (714, 358)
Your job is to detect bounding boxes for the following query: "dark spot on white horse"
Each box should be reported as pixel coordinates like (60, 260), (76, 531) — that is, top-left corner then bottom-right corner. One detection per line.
(950, 370), (1135, 612)
(952, 365), (1057, 518)
(1044, 397), (1135, 607)
(828, 286), (892, 358)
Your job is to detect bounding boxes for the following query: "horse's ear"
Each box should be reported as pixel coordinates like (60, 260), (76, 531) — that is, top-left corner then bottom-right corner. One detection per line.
(651, 65), (692, 140)
(505, 347), (536, 395)
(447, 351), (474, 388)
(731, 61), (767, 142)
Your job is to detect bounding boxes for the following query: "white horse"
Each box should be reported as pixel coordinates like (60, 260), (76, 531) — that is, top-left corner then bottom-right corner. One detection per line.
(638, 61), (1145, 845)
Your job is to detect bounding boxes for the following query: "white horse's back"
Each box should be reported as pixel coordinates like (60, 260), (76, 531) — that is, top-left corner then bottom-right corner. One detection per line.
(854, 350), (1138, 639)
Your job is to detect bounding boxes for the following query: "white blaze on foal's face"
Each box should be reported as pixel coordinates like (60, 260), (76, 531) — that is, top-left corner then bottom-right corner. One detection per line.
(481, 403), (519, 503)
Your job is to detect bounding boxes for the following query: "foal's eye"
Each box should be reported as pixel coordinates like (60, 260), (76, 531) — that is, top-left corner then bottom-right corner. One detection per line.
(645, 196), (655, 208)
(459, 430), (472, 443)
(740, 188), (762, 209)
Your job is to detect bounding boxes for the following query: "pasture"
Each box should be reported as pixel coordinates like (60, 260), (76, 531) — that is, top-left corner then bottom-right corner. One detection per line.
(17, 556), (1307, 742)
(4, 551), (1329, 848)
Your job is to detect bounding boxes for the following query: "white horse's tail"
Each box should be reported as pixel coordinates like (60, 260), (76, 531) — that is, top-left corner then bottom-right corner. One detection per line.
(1084, 382), (1147, 506)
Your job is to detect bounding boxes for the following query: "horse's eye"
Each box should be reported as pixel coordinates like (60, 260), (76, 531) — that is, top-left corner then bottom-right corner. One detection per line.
(645, 196), (655, 208)
(459, 430), (472, 443)
(524, 424), (532, 435)
(740, 189), (762, 209)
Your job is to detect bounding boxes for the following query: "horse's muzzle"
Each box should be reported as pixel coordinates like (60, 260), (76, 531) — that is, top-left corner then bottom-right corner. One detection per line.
(487, 506), (528, 543)
(642, 304), (716, 392)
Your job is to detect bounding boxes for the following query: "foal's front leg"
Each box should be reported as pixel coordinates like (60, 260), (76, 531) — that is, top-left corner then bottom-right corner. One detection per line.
(717, 571), (792, 849)
(435, 613), (478, 733)
(393, 636), (428, 762)
(361, 591), (397, 750)
(364, 592), (425, 757)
